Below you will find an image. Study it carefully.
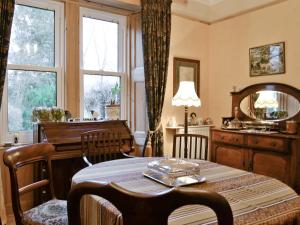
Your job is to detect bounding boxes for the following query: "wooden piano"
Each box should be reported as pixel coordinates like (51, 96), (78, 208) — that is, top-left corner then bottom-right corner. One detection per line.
(33, 120), (134, 199)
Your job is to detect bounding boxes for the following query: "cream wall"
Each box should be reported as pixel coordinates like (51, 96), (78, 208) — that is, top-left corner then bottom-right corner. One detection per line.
(208, 0), (300, 126)
(162, 15), (210, 156)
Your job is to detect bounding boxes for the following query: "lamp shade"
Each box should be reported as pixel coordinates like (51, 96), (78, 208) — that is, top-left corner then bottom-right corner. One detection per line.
(172, 81), (201, 107)
(254, 91), (278, 108)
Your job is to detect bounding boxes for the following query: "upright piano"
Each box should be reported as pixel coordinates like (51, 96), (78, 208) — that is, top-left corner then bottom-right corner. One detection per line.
(33, 120), (134, 199)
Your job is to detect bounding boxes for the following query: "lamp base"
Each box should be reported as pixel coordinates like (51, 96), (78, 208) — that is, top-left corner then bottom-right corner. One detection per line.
(184, 106), (188, 158)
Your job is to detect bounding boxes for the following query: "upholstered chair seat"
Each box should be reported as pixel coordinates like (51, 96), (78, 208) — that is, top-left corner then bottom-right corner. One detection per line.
(22, 199), (67, 225)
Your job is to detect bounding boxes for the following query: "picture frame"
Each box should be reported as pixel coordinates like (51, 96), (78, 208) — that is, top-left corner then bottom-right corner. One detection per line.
(173, 57), (200, 97)
(249, 42), (285, 76)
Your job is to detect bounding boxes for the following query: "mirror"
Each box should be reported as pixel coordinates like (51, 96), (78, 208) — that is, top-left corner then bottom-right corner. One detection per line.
(232, 83), (300, 124)
(240, 90), (300, 121)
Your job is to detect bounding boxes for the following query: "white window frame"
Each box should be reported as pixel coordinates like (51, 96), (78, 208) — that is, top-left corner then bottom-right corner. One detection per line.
(79, 7), (127, 120)
(0, 0), (65, 144)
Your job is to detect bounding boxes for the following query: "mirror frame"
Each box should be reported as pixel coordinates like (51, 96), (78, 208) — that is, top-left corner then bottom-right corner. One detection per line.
(231, 83), (300, 124)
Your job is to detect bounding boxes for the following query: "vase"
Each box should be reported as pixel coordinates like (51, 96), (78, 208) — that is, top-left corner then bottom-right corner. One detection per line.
(105, 104), (120, 120)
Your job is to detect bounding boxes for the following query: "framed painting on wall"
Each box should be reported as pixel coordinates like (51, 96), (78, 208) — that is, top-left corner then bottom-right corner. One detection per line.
(173, 57), (200, 97)
(249, 42), (285, 76)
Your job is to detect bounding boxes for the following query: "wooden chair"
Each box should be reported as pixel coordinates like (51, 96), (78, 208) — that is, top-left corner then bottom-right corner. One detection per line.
(3, 144), (68, 225)
(81, 129), (132, 166)
(173, 134), (209, 160)
(67, 181), (233, 225)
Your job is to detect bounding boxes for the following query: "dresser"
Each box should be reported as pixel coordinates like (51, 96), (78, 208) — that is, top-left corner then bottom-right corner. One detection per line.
(212, 83), (300, 193)
(211, 129), (300, 193)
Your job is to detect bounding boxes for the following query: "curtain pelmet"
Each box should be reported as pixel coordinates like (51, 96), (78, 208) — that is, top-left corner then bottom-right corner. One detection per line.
(141, 0), (172, 156)
(0, 0), (15, 109)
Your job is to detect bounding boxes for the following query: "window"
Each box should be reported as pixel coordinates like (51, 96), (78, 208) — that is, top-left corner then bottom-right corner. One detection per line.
(0, 0), (64, 143)
(80, 8), (126, 119)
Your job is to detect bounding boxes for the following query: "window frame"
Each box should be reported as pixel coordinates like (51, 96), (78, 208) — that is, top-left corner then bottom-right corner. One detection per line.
(79, 7), (127, 120)
(0, 0), (65, 144)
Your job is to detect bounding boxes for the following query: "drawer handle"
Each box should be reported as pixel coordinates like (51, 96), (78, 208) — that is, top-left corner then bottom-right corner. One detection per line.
(271, 142), (277, 147)
(248, 162), (253, 172)
(220, 135), (224, 140)
(235, 138), (239, 142)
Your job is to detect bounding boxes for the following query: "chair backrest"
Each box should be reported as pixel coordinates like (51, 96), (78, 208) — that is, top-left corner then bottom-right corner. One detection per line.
(173, 134), (208, 160)
(3, 144), (56, 224)
(68, 181), (233, 225)
(81, 129), (127, 166)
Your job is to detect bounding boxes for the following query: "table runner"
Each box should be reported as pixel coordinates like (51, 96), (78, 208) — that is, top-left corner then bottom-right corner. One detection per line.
(72, 157), (300, 225)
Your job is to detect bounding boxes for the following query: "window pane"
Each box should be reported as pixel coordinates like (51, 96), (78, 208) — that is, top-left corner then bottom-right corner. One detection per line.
(8, 70), (57, 132)
(8, 4), (55, 67)
(83, 17), (118, 72)
(84, 74), (120, 119)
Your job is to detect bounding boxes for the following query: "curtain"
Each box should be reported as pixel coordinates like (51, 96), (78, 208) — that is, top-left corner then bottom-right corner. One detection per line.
(277, 92), (288, 111)
(0, 0), (15, 109)
(141, 0), (172, 156)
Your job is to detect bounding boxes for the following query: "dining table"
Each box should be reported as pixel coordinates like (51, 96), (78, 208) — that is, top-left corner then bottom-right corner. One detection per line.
(71, 157), (300, 225)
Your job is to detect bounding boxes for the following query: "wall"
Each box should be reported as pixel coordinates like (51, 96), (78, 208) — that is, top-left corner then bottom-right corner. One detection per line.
(208, 0), (300, 126)
(162, 15), (210, 156)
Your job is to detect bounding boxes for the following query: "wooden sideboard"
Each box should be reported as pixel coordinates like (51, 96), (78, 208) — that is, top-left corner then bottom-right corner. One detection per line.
(211, 128), (300, 193)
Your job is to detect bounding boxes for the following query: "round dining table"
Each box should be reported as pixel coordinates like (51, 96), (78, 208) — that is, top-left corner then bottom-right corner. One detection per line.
(72, 157), (300, 225)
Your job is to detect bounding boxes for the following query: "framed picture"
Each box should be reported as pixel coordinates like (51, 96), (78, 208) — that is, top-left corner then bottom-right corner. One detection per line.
(173, 57), (200, 96)
(249, 42), (285, 76)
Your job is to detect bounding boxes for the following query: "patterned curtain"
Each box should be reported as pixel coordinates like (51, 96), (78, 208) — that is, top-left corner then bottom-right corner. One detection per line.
(141, 0), (172, 156)
(277, 92), (288, 111)
(0, 0), (15, 109)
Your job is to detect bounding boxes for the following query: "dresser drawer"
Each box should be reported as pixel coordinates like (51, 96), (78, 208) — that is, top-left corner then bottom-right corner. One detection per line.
(247, 136), (287, 152)
(212, 131), (244, 145)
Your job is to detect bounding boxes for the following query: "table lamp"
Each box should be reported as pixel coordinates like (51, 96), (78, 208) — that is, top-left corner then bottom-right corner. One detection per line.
(254, 91), (278, 119)
(254, 91), (278, 108)
(172, 81), (201, 157)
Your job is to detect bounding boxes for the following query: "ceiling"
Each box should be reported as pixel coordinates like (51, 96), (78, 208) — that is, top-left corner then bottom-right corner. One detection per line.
(172, 0), (287, 24)
(87, 0), (140, 12)
(87, 0), (287, 24)
(196, 0), (225, 6)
